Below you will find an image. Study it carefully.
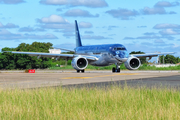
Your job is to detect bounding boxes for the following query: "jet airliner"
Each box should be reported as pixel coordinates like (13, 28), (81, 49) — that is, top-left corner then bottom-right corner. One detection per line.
(6, 20), (174, 73)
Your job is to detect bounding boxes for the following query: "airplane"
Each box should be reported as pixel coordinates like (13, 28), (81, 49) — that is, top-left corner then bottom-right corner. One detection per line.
(4, 20), (174, 73)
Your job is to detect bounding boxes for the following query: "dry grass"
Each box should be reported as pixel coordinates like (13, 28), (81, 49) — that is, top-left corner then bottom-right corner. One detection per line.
(0, 86), (180, 119)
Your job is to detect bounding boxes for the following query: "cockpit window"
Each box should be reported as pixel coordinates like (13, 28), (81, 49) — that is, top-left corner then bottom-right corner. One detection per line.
(117, 47), (126, 50)
(113, 47), (126, 50)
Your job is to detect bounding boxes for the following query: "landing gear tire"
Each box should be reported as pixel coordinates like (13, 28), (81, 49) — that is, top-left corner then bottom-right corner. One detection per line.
(112, 67), (120, 73)
(112, 67), (116, 73)
(77, 70), (85, 73)
(81, 69), (85, 73)
(117, 68), (120, 73)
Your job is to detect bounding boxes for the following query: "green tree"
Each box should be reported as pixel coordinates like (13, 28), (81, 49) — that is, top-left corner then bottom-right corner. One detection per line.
(1, 42), (54, 70)
(160, 55), (178, 64)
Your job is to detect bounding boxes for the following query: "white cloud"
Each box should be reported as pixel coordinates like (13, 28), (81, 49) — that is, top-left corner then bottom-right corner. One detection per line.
(141, 1), (178, 15)
(159, 29), (180, 35)
(38, 15), (69, 24)
(0, 0), (25, 4)
(64, 9), (99, 17)
(0, 22), (19, 29)
(40, 0), (108, 8)
(124, 35), (175, 40)
(79, 22), (92, 28)
(82, 35), (110, 40)
(41, 23), (74, 30)
(154, 1), (179, 7)
(106, 8), (139, 20)
(19, 26), (45, 32)
(0, 29), (58, 40)
(142, 7), (166, 15)
(154, 39), (165, 43)
(153, 23), (180, 29)
(54, 43), (76, 50)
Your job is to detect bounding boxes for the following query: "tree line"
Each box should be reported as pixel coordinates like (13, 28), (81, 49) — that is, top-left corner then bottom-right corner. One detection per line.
(0, 42), (53, 70)
(0, 42), (179, 70)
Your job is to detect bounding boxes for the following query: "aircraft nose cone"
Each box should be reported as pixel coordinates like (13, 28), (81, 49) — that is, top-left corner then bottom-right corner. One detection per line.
(114, 51), (128, 62)
(117, 51), (128, 58)
(115, 55), (128, 62)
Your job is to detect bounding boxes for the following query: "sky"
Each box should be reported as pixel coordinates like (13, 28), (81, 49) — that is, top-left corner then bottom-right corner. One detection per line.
(0, 0), (180, 58)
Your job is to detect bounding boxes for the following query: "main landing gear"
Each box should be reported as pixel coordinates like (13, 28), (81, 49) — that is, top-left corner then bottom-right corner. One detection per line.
(112, 64), (120, 73)
(77, 69), (85, 73)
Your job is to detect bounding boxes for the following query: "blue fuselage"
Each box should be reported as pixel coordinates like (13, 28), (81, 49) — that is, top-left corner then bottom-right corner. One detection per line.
(75, 44), (129, 66)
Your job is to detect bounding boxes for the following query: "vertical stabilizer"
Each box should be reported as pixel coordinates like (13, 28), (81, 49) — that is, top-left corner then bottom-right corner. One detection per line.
(75, 20), (82, 47)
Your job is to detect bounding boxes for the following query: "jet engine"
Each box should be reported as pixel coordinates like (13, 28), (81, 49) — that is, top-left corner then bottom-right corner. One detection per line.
(71, 57), (88, 70)
(124, 57), (141, 70)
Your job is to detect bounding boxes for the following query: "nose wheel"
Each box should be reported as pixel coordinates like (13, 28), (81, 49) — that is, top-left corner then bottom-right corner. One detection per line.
(112, 63), (121, 73)
(112, 67), (120, 73)
(77, 69), (85, 73)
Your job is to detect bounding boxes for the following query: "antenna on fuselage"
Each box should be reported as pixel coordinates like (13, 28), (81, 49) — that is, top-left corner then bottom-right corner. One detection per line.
(75, 20), (82, 47)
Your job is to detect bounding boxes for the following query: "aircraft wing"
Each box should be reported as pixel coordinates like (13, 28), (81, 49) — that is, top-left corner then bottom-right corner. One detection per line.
(4, 51), (98, 61)
(131, 52), (175, 58)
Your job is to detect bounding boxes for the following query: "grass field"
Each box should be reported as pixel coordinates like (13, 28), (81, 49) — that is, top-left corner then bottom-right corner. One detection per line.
(49, 64), (180, 71)
(1, 86), (180, 119)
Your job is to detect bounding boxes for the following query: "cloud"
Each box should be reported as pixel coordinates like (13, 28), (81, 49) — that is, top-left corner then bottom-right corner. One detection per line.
(84, 31), (94, 34)
(24, 33), (58, 39)
(142, 7), (167, 15)
(19, 26), (46, 32)
(0, 22), (19, 29)
(39, 0), (108, 8)
(137, 26), (147, 28)
(159, 29), (180, 35)
(79, 22), (92, 28)
(154, 39), (165, 43)
(0, 0), (25, 4)
(153, 23), (180, 29)
(125, 42), (175, 53)
(142, 1), (178, 15)
(169, 11), (177, 14)
(82, 35), (110, 40)
(143, 32), (157, 35)
(37, 15), (75, 31)
(0, 29), (57, 40)
(123, 37), (135, 40)
(40, 21), (92, 30)
(154, 1), (179, 7)
(54, 43), (76, 50)
(37, 15), (92, 39)
(106, 8), (139, 20)
(64, 9), (99, 17)
(124, 35), (175, 40)
(108, 26), (118, 30)
(41, 23), (73, 30)
(37, 15), (69, 24)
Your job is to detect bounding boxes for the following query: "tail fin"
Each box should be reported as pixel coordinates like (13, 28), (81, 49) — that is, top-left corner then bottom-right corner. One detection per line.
(75, 20), (82, 47)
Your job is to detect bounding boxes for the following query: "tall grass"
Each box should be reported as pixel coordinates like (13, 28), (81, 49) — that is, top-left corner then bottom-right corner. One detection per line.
(0, 86), (180, 119)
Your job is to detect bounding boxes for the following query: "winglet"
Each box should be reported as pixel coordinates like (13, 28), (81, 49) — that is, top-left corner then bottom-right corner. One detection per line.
(75, 20), (82, 47)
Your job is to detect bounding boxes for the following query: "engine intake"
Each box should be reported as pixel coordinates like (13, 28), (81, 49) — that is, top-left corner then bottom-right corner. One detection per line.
(71, 57), (88, 70)
(124, 57), (141, 70)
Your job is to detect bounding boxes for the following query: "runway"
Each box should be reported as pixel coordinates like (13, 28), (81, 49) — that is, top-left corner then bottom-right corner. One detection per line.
(0, 70), (180, 89)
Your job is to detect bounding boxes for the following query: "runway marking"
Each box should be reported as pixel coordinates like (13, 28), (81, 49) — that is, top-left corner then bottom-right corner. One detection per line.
(62, 73), (139, 80)
(62, 77), (93, 79)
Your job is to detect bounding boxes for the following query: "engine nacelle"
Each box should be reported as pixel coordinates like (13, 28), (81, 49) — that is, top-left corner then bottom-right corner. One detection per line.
(71, 57), (88, 70)
(124, 57), (141, 70)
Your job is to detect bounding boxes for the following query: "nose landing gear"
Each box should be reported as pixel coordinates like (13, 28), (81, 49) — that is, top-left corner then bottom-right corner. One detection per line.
(112, 63), (121, 73)
(77, 69), (85, 73)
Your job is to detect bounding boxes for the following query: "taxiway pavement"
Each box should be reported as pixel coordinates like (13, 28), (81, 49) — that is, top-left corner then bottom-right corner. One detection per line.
(0, 70), (180, 89)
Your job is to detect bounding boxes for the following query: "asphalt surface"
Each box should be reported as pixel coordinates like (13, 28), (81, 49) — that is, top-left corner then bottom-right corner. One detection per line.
(0, 70), (180, 89)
